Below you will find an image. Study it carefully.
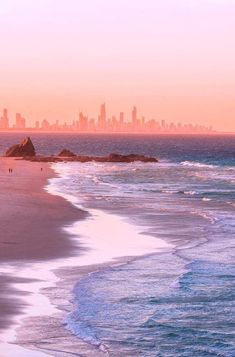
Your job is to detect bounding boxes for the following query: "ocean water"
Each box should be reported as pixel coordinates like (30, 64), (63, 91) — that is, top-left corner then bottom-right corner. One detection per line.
(1, 133), (235, 356)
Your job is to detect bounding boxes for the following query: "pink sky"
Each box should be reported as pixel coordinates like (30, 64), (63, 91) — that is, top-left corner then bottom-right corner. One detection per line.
(0, 0), (235, 131)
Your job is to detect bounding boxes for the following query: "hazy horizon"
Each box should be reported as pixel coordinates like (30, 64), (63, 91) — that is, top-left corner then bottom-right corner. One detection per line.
(1, 0), (235, 132)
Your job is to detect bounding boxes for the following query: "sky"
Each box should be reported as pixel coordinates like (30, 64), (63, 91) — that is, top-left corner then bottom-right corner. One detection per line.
(0, 0), (235, 131)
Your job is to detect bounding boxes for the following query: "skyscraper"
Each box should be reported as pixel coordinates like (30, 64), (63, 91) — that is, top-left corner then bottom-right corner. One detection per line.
(15, 113), (26, 130)
(0, 108), (9, 129)
(41, 119), (50, 130)
(98, 103), (106, 130)
(79, 112), (88, 131)
(132, 106), (137, 129)
(119, 112), (124, 131)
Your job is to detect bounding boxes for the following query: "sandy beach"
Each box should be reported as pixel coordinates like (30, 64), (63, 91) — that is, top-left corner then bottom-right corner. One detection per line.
(0, 158), (85, 262)
(0, 158), (91, 356)
(0, 158), (131, 356)
(0, 157), (169, 356)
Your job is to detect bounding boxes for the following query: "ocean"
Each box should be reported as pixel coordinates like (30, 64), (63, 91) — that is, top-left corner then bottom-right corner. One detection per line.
(1, 133), (235, 356)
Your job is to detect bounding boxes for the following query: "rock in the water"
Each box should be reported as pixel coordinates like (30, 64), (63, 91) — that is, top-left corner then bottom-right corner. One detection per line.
(22, 151), (158, 163)
(58, 149), (76, 157)
(106, 153), (158, 163)
(5, 137), (36, 157)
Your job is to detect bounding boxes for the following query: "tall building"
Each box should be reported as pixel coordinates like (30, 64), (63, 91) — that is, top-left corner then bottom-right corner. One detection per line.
(0, 108), (9, 129)
(98, 103), (106, 130)
(141, 116), (145, 128)
(88, 118), (95, 131)
(119, 112), (124, 131)
(15, 113), (26, 130)
(79, 112), (88, 131)
(119, 112), (124, 123)
(132, 106), (137, 129)
(41, 119), (50, 130)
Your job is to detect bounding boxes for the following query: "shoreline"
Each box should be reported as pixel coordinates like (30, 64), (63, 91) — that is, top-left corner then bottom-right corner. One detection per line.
(0, 137), (233, 356)
(0, 158), (87, 356)
(0, 158), (171, 356)
(14, 255), (145, 356)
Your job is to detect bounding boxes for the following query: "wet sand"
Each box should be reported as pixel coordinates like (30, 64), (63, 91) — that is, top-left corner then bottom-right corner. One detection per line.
(0, 158), (84, 336)
(0, 158), (115, 356)
(14, 262), (120, 356)
(0, 158), (124, 356)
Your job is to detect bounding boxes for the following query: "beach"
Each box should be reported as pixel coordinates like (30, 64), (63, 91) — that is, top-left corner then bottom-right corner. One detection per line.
(0, 158), (100, 356)
(0, 133), (234, 356)
(1, 0), (234, 354)
(0, 158), (84, 262)
(0, 155), (172, 356)
(0, 158), (165, 356)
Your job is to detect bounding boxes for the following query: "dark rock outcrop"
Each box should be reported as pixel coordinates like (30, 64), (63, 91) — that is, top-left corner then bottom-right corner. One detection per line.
(58, 149), (76, 157)
(25, 152), (158, 163)
(5, 137), (36, 157)
(105, 153), (158, 163)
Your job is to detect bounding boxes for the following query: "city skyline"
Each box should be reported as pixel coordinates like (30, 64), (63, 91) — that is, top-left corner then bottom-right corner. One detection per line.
(0, 103), (216, 134)
(1, 1), (235, 132)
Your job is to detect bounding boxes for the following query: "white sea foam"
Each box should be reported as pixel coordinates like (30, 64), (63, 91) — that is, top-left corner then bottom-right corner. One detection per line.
(65, 209), (171, 266)
(0, 261), (59, 356)
(49, 162), (172, 266)
(184, 190), (196, 195)
(181, 161), (216, 169)
(191, 210), (218, 224)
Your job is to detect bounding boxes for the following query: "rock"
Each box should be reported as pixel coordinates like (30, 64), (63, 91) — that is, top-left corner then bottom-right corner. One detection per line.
(5, 137), (36, 157)
(106, 153), (158, 163)
(23, 152), (158, 163)
(58, 149), (76, 157)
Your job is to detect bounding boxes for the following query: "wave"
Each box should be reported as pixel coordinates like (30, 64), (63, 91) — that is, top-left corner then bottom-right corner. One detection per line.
(48, 158), (235, 357)
(181, 161), (216, 169)
(183, 190), (196, 196)
(227, 201), (235, 208)
(161, 189), (197, 196)
(191, 210), (218, 224)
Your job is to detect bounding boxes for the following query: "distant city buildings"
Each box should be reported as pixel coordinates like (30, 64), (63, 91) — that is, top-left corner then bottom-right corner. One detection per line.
(0, 105), (215, 134)
(0, 109), (9, 130)
(14, 113), (26, 130)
